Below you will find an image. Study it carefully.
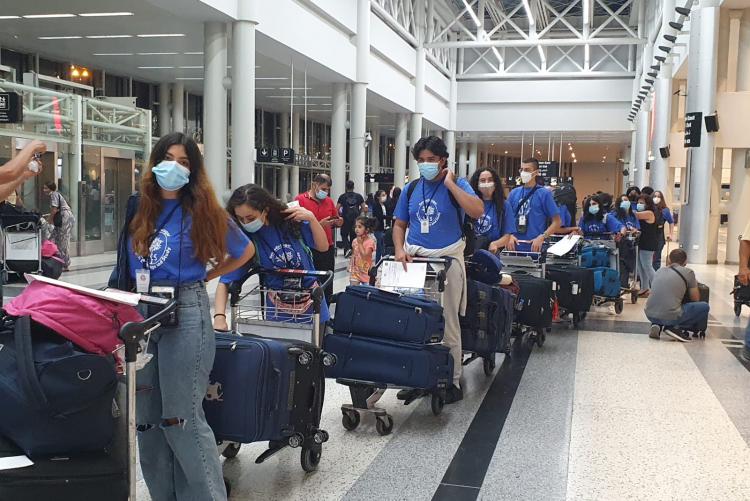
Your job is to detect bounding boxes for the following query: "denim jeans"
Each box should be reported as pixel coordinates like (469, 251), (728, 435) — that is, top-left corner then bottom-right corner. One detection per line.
(374, 230), (385, 264)
(137, 282), (226, 501)
(647, 301), (710, 331)
(638, 249), (656, 291)
(744, 318), (750, 358)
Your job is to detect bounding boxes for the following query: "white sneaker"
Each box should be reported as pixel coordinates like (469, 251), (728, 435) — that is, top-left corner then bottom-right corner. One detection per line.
(607, 305), (616, 316)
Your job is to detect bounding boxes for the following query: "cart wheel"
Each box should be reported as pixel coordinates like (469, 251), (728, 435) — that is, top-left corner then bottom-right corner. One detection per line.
(699, 330), (706, 340)
(524, 332), (535, 349)
(341, 410), (360, 431)
(614, 299), (624, 315)
(735, 303), (743, 317)
(631, 291), (639, 304)
(375, 415), (394, 436)
(536, 328), (546, 347)
(431, 393), (445, 416)
(221, 442), (241, 459)
(580, 312), (587, 321)
(571, 312), (580, 328)
(483, 357), (496, 376)
(300, 447), (322, 472)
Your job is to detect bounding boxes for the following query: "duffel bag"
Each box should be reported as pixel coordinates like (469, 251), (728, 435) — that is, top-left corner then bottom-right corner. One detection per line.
(733, 276), (750, 302)
(593, 267), (621, 297)
(0, 317), (117, 457)
(333, 285), (444, 344)
(581, 246), (610, 268)
(466, 249), (504, 285)
(512, 271), (553, 329)
(546, 265), (594, 314)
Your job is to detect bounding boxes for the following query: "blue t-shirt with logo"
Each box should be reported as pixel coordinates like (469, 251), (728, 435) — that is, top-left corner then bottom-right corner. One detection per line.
(506, 186), (560, 239)
(128, 199), (249, 284)
(611, 210), (640, 231)
(578, 214), (624, 236)
(220, 221), (329, 322)
(474, 200), (517, 241)
(394, 177), (477, 249)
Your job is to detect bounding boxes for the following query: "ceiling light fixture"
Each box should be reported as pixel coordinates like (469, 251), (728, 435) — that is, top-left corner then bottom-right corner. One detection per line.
(256, 77), (288, 80)
(137, 52), (178, 56)
(0, 16), (21, 19)
(137, 33), (185, 38)
(24, 13), (76, 18)
(137, 66), (174, 69)
(669, 21), (684, 31)
(675, 6), (691, 16)
(178, 65), (203, 69)
(175, 77), (203, 80)
(650, 64), (660, 71)
(664, 34), (677, 43)
(86, 35), (132, 39)
(38, 36), (82, 39)
(93, 53), (133, 56)
(658, 45), (671, 53)
(647, 72), (658, 78)
(183, 51), (203, 55)
(79, 12), (134, 17)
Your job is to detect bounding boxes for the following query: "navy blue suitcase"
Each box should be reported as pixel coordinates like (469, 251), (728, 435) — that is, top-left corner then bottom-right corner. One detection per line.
(593, 267), (621, 297)
(460, 280), (514, 356)
(323, 333), (452, 390)
(204, 333), (324, 444)
(333, 285), (445, 344)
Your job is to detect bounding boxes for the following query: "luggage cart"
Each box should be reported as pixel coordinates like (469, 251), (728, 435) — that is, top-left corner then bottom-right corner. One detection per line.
(0, 208), (43, 278)
(332, 256), (452, 436)
(620, 231), (641, 304)
(499, 241), (550, 348)
(219, 268), (335, 470)
(546, 234), (584, 266)
(584, 235), (625, 315)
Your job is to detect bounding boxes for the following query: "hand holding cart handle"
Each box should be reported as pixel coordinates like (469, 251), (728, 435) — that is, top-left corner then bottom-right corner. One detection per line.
(228, 268), (334, 312)
(119, 295), (178, 363)
(368, 256), (452, 292)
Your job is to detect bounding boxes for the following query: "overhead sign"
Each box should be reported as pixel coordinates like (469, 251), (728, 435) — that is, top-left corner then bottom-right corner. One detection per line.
(256, 146), (295, 164)
(684, 112), (702, 148)
(538, 161), (560, 178)
(0, 92), (22, 124)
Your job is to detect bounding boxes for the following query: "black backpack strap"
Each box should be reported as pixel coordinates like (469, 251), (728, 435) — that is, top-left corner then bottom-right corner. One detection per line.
(108, 193), (141, 290)
(406, 179), (467, 238)
(514, 186), (540, 217)
(670, 266), (690, 292)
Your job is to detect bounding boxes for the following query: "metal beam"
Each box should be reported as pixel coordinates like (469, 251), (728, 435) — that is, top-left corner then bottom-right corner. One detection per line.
(427, 37), (643, 49)
(458, 71), (635, 80)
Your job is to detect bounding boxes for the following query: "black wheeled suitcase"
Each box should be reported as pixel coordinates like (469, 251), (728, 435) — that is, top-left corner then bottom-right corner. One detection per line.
(460, 279), (514, 356)
(512, 272), (554, 329)
(546, 265), (595, 314)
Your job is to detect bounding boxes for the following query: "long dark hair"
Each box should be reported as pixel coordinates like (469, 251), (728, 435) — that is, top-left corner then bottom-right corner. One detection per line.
(614, 193), (634, 221)
(652, 190), (667, 211)
(582, 194), (605, 223)
(131, 132), (228, 265)
(637, 193), (657, 215)
(226, 184), (301, 238)
(469, 168), (505, 222)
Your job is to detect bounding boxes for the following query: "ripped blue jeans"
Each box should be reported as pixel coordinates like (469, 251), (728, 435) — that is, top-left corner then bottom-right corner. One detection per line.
(136, 282), (226, 501)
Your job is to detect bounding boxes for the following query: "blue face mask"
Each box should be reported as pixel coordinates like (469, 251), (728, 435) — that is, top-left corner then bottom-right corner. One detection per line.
(620, 200), (631, 211)
(588, 205), (600, 215)
(152, 160), (190, 192)
(419, 162), (440, 181)
(316, 190), (328, 200)
(242, 218), (264, 233)
(636, 203), (646, 212)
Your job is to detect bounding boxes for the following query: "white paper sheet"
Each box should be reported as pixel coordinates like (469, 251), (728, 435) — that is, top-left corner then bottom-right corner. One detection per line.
(0, 455), (33, 471)
(380, 261), (427, 290)
(547, 235), (582, 257)
(25, 274), (142, 306)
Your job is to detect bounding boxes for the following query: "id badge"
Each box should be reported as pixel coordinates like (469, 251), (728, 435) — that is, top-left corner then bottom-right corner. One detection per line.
(420, 220), (430, 234)
(518, 215), (527, 227)
(136, 269), (150, 293)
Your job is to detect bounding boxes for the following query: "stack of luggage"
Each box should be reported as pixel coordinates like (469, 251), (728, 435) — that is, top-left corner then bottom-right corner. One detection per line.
(546, 264), (595, 327)
(461, 250), (516, 375)
(324, 284), (453, 421)
(581, 244), (621, 299)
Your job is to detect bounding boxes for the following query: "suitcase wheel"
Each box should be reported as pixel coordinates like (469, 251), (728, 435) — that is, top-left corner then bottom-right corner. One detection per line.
(342, 410), (361, 431)
(297, 352), (313, 366)
(631, 291), (639, 304)
(322, 352), (337, 367)
(313, 430), (330, 444)
(536, 328), (546, 348)
(614, 299), (624, 315)
(431, 393), (445, 416)
(288, 433), (305, 448)
(376, 415), (394, 436)
(221, 442), (241, 459)
(735, 303), (742, 317)
(301, 446), (322, 472)
(482, 357), (496, 377)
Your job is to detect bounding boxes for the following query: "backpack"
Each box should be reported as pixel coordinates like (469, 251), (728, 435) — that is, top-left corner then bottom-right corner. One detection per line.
(405, 180), (476, 256)
(341, 192), (362, 221)
(108, 193), (141, 291)
(554, 184), (577, 223)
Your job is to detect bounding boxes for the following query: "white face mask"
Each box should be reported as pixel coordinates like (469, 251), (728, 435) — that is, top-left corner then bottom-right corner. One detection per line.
(379, 196), (387, 203)
(519, 171), (535, 184)
(478, 182), (495, 190)
(653, 197), (661, 205)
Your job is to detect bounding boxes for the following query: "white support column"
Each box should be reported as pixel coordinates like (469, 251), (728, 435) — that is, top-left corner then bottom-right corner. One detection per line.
(634, 101), (651, 188)
(410, 0), (426, 182)
(171, 82), (185, 133)
(458, 142), (468, 179)
(203, 22), (228, 194)
(707, 148), (724, 264)
(394, 113), (408, 187)
(727, 11), (744, 93)
(279, 112), (290, 201)
(409, 113), (423, 181)
(331, 83), (348, 202)
(350, 0), (370, 196)
(649, 0), (675, 195)
(446, 31), (458, 173)
(468, 142), (478, 178)
(369, 126), (381, 193)
(680, 2), (720, 264)
(291, 112), (300, 196)
(231, 5), (257, 189)
(158, 83), (171, 136)
(727, 149), (750, 264)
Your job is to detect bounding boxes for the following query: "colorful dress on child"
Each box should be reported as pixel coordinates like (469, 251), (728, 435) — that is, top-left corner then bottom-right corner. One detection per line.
(350, 235), (376, 284)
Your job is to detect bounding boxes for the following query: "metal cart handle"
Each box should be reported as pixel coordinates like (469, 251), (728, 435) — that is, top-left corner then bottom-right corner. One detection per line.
(228, 267), (334, 311)
(119, 297), (178, 363)
(368, 255), (452, 292)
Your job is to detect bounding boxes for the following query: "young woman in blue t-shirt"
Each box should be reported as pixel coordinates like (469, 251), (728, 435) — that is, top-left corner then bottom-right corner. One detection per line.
(612, 194), (641, 287)
(128, 132), (253, 501)
(578, 194), (625, 237)
(213, 184), (330, 330)
(468, 168), (517, 253)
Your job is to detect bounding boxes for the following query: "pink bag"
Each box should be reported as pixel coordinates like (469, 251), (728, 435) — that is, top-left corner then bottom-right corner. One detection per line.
(41, 240), (60, 258)
(4, 280), (144, 356)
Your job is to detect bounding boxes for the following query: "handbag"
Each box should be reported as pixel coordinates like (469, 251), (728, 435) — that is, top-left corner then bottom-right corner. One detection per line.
(52, 211), (62, 227)
(108, 193), (141, 291)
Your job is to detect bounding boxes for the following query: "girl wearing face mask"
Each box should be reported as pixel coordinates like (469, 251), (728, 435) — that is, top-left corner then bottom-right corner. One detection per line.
(371, 189), (391, 262)
(213, 184), (330, 331)
(651, 190), (674, 271)
(469, 168), (517, 253)
(126, 132), (253, 501)
(632, 194), (661, 296)
(578, 195), (625, 237)
(612, 194), (641, 288)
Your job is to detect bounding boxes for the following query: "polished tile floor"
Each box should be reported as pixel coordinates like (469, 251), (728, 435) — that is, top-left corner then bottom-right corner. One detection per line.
(29, 252), (750, 500)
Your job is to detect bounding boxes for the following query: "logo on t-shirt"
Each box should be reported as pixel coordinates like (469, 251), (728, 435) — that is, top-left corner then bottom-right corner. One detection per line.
(475, 214), (492, 236)
(140, 229), (172, 270)
(268, 243), (302, 269)
(417, 200), (441, 227)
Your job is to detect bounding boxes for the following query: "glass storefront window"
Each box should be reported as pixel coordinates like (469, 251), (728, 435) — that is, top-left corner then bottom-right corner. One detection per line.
(83, 146), (102, 241)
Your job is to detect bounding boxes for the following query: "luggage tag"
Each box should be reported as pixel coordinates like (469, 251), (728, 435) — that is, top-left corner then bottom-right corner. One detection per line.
(136, 269), (151, 294)
(420, 220), (430, 234)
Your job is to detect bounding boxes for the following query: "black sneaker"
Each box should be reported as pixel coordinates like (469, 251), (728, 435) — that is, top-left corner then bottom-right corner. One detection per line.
(649, 324), (661, 339)
(663, 327), (691, 343)
(344, 250), (352, 258)
(444, 385), (463, 405)
(396, 389), (424, 404)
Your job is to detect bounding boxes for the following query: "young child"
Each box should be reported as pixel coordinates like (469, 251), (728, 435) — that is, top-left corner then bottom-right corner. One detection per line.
(349, 215), (377, 286)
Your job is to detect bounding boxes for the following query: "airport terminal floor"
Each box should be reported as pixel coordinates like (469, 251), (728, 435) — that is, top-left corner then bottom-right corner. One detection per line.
(38, 251), (750, 501)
